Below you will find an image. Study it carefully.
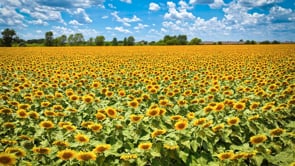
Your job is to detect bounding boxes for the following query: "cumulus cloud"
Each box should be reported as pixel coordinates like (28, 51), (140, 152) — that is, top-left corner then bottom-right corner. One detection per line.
(238, 0), (283, 7)
(72, 8), (92, 23)
(111, 11), (141, 26)
(164, 1), (195, 20)
(149, 2), (160, 11)
(209, 0), (225, 9)
(69, 20), (82, 25)
(134, 23), (149, 30)
(0, 6), (26, 26)
(35, 0), (105, 8)
(189, 0), (214, 5)
(114, 26), (131, 33)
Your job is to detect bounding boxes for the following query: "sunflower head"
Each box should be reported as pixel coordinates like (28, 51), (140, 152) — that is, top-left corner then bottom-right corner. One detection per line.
(138, 142), (152, 150)
(217, 151), (234, 160)
(5, 147), (26, 157)
(151, 129), (167, 138)
(105, 107), (117, 118)
(250, 135), (267, 145)
(227, 117), (240, 126)
(93, 144), (111, 153)
(57, 149), (76, 160)
(76, 151), (97, 161)
(39, 120), (55, 129)
(174, 120), (188, 130)
(130, 114), (144, 123)
(0, 152), (17, 166)
(75, 133), (89, 143)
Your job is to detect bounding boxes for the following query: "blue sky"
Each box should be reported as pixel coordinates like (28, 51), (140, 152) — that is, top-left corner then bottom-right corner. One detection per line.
(1, 0), (295, 41)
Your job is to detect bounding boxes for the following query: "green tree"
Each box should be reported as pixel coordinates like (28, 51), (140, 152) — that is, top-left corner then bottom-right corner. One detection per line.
(68, 34), (74, 46)
(95, 35), (105, 46)
(112, 37), (118, 46)
(177, 35), (187, 45)
(87, 37), (94, 46)
(127, 36), (135, 46)
(1, 28), (16, 47)
(123, 37), (127, 46)
(45, 31), (54, 46)
(74, 33), (84, 46)
(55, 35), (67, 46)
(189, 37), (202, 45)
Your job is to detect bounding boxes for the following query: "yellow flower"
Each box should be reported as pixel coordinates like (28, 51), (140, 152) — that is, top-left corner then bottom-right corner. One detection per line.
(82, 95), (94, 104)
(146, 108), (160, 117)
(18, 104), (30, 110)
(250, 135), (267, 145)
(76, 151), (97, 161)
(186, 112), (195, 120)
(53, 141), (69, 147)
(170, 115), (183, 121)
(248, 115), (259, 121)
(120, 154), (138, 160)
(174, 120), (188, 130)
(16, 109), (28, 118)
(93, 144), (111, 153)
(233, 102), (246, 111)
(270, 128), (284, 136)
(212, 124), (224, 132)
(89, 124), (103, 132)
(227, 117), (240, 126)
(128, 100), (139, 108)
(57, 149), (76, 160)
(3, 122), (15, 129)
(193, 118), (206, 126)
(213, 102), (225, 112)
(95, 112), (106, 121)
(32, 147), (51, 154)
(28, 111), (39, 119)
(163, 144), (179, 150)
(138, 142), (152, 150)
(130, 114), (144, 123)
(75, 133), (89, 143)
(39, 120), (55, 129)
(105, 107), (117, 118)
(217, 151), (234, 160)
(0, 152), (17, 166)
(151, 129), (167, 138)
(5, 147), (26, 157)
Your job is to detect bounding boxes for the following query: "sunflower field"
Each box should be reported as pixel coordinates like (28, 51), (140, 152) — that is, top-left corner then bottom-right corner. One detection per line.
(0, 45), (295, 166)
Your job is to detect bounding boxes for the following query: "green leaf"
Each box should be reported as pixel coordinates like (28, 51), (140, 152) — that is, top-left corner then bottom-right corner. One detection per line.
(253, 155), (264, 166)
(151, 151), (161, 157)
(179, 150), (189, 163)
(181, 140), (191, 149)
(191, 140), (199, 152)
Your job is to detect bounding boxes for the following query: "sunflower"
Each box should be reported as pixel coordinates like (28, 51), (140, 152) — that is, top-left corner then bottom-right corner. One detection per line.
(233, 102), (246, 111)
(159, 108), (166, 115)
(159, 99), (169, 106)
(138, 142), (152, 150)
(95, 112), (106, 121)
(75, 133), (89, 143)
(203, 106), (214, 114)
(89, 124), (103, 132)
(170, 115), (183, 121)
(5, 147), (26, 157)
(151, 129), (167, 138)
(0, 152), (17, 166)
(57, 149), (76, 160)
(214, 102), (225, 112)
(128, 100), (139, 108)
(227, 117), (240, 126)
(231, 152), (244, 160)
(118, 90), (126, 97)
(186, 112), (195, 120)
(120, 154), (138, 160)
(28, 111), (39, 119)
(3, 122), (15, 128)
(63, 125), (77, 132)
(212, 124), (224, 132)
(130, 114), (144, 123)
(81, 121), (94, 128)
(249, 102), (260, 110)
(202, 121), (213, 128)
(18, 104), (30, 110)
(177, 100), (187, 107)
(39, 120), (55, 129)
(52, 104), (63, 111)
(105, 107), (117, 118)
(44, 110), (56, 117)
(65, 107), (77, 113)
(146, 108), (160, 117)
(82, 95), (94, 104)
(53, 140), (69, 147)
(0, 108), (13, 114)
(93, 144), (111, 153)
(76, 151), (97, 161)
(163, 144), (179, 150)
(32, 147), (51, 154)
(270, 128), (284, 136)
(217, 151), (234, 160)
(70, 95), (79, 101)
(250, 135), (267, 145)
(174, 120), (188, 130)
(16, 109), (28, 118)
(193, 118), (206, 126)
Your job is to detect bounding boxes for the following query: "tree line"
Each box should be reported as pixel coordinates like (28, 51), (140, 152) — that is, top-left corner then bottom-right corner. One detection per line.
(0, 28), (283, 47)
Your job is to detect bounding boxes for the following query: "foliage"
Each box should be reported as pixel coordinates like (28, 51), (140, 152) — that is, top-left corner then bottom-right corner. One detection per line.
(44, 31), (54, 46)
(0, 45), (294, 165)
(1, 28), (16, 47)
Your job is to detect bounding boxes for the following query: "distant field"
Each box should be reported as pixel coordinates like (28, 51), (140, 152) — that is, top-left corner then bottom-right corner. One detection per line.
(0, 45), (294, 165)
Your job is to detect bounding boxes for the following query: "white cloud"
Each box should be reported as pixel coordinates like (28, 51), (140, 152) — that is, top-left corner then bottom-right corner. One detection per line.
(35, 0), (105, 8)
(149, 2), (160, 11)
(28, 19), (49, 26)
(101, 15), (108, 19)
(105, 27), (112, 30)
(164, 1), (195, 20)
(238, 0), (282, 7)
(267, 6), (294, 23)
(209, 0), (225, 9)
(111, 11), (141, 26)
(114, 26), (131, 33)
(120, 0), (132, 4)
(0, 6), (26, 26)
(72, 8), (92, 23)
(69, 19), (82, 25)
(134, 23), (149, 30)
(108, 4), (116, 9)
